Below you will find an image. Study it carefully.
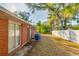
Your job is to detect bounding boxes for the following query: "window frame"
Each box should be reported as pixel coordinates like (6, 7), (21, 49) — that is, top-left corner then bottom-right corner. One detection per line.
(8, 20), (21, 53)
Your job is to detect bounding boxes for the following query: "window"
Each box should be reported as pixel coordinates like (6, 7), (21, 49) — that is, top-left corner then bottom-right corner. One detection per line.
(8, 23), (21, 53)
(30, 28), (32, 39)
(8, 24), (15, 51)
(15, 24), (20, 47)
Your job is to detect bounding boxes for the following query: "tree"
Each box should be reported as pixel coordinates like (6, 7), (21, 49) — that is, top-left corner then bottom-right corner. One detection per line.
(36, 21), (42, 33)
(47, 3), (79, 30)
(14, 11), (30, 21)
(36, 21), (50, 34)
(73, 13), (79, 25)
(26, 3), (79, 30)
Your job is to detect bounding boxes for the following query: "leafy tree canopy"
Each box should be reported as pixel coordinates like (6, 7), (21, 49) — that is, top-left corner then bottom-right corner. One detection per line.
(26, 3), (79, 30)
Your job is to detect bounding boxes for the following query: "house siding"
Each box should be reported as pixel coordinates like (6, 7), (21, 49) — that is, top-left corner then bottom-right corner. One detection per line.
(21, 24), (29, 45)
(0, 6), (36, 55)
(0, 19), (35, 56)
(0, 18), (8, 56)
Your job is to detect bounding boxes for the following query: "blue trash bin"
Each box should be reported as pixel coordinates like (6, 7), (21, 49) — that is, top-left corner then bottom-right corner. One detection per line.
(34, 32), (41, 41)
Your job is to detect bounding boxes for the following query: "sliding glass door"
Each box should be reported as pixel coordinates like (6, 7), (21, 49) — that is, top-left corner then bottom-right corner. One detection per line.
(15, 24), (20, 47)
(8, 23), (15, 52)
(8, 23), (21, 53)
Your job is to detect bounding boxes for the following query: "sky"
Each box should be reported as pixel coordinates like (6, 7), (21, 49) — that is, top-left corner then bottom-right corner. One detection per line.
(0, 3), (78, 25)
(0, 3), (48, 25)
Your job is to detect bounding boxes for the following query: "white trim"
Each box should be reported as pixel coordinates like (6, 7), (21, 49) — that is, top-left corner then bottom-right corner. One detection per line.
(8, 44), (20, 54)
(0, 6), (32, 26)
(8, 21), (21, 53)
(9, 20), (21, 25)
(21, 40), (29, 47)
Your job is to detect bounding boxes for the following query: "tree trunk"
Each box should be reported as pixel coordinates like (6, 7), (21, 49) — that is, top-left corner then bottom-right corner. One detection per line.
(63, 19), (67, 30)
(60, 20), (64, 30)
(60, 19), (67, 30)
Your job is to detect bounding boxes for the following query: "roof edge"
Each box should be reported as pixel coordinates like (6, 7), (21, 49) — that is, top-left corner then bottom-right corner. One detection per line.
(0, 6), (32, 26)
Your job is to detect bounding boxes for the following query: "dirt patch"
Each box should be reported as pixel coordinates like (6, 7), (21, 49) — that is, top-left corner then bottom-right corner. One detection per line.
(26, 34), (79, 56)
